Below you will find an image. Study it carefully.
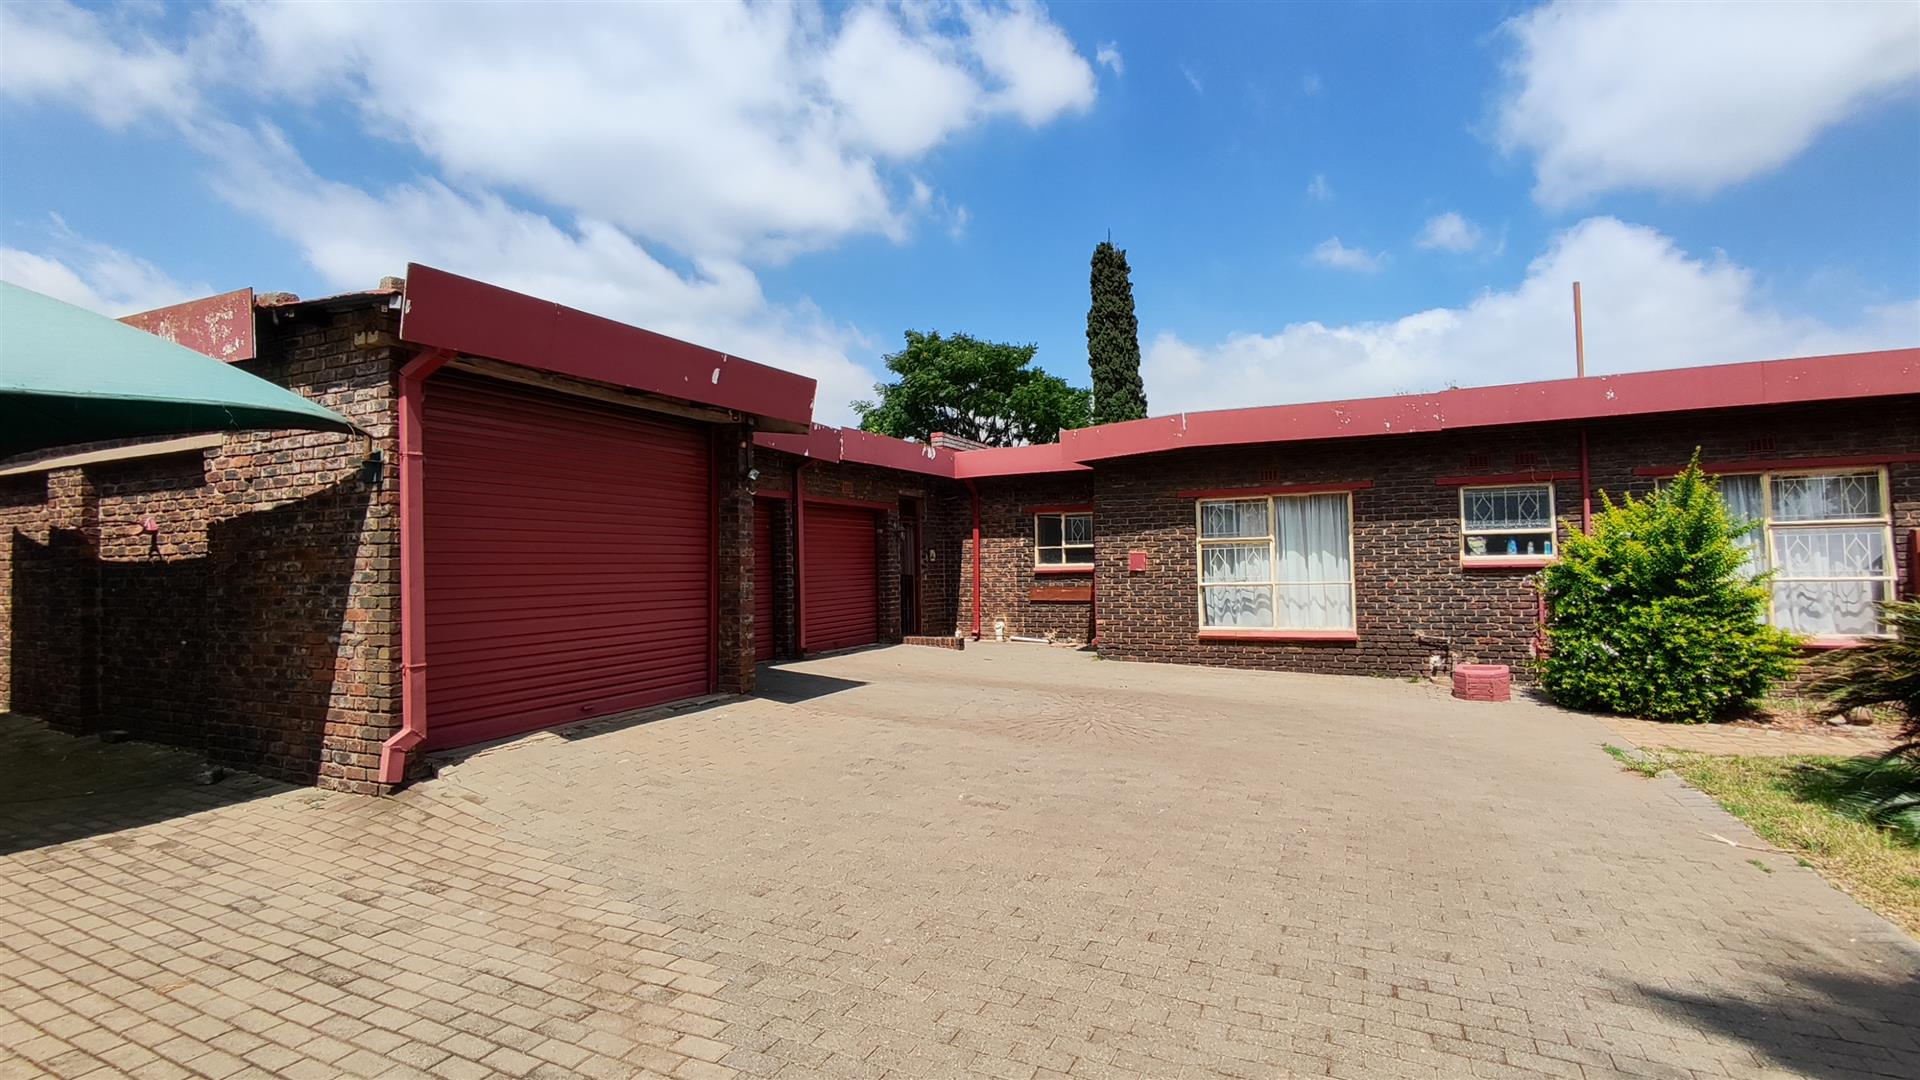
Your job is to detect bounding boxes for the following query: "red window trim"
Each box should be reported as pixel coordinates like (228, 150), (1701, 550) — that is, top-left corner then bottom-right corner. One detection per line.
(1034, 565), (1094, 576)
(1198, 629), (1358, 643)
(1434, 471), (1580, 487)
(801, 494), (894, 511)
(1632, 454), (1920, 478)
(1025, 503), (1095, 515)
(1178, 480), (1373, 500)
(1461, 555), (1556, 570)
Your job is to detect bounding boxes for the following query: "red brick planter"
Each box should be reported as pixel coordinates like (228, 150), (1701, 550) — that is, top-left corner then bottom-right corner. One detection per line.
(1451, 663), (1511, 702)
(903, 635), (965, 650)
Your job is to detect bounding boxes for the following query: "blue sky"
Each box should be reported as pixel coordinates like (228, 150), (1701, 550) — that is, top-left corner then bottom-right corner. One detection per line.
(2, 1), (1916, 424)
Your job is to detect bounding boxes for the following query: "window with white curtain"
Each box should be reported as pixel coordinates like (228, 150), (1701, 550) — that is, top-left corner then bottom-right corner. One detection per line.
(1694, 469), (1893, 638)
(1197, 493), (1354, 630)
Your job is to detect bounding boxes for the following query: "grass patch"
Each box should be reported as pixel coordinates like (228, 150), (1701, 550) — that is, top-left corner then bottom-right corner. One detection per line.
(1602, 743), (1663, 777)
(1605, 747), (1920, 935)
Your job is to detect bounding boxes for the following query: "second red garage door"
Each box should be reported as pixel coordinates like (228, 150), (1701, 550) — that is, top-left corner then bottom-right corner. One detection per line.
(802, 502), (880, 653)
(422, 373), (713, 750)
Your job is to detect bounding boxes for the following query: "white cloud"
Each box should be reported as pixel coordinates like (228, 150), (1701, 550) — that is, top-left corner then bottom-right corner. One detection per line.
(1415, 211), (1483, 254)
(5, 1), (1096, 261)
(199, 125), (881, 424)
(0, 1), (198, 127)
(1145, 217), (1920, 413)
(1496, 0), (1920, 206)
(0, 1), (1100, 424)
(1305, 174), (1332, 202)
(1180, 64), (1204, 94)
(1301, 72), (1323, 96)
(1096, 42), (1123, 77)
(1308, 237), (1387, 273)
(0, 217), (210, 315)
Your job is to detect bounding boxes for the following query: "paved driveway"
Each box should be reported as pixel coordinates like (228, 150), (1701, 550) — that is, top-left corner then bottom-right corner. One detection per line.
(3, 645), (1916, 1080)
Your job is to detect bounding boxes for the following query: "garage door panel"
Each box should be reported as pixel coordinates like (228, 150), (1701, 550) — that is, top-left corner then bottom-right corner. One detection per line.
(424, 373), (713, 750)
(803, 502), (879, 653)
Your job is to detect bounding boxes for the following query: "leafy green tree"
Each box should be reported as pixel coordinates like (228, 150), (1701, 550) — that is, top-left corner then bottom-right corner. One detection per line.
(1540, 457), (1800, 722)
(1086, 240), (1147, 425)
(852, 331), (1091, 447)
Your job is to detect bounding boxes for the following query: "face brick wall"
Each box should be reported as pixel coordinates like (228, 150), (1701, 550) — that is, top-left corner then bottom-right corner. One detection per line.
(0, 302), (403, 792)
(753, 449), (958, 652)
(1089, 398), (1919, 680)
(957, 474), (1098, 643)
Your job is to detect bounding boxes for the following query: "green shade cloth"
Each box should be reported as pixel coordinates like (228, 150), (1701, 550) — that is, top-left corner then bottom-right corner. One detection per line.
(0, 282), (359, 458)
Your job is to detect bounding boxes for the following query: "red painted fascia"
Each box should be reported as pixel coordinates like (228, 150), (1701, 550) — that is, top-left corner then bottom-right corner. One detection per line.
(1175, 481), (1373, 500)
(754, 424), (842, 463)
(1061, 349), (1920, 463)
(951, 441), (1092, 478)
(837, 428), (950, 476)
(399, 263), (816, 431)
(1632, 453), (1920, 477)
(1433, 470), (1581, 487)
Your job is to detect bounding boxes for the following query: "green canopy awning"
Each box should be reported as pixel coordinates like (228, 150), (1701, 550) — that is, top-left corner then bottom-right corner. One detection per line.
(0, 282), (359, 458)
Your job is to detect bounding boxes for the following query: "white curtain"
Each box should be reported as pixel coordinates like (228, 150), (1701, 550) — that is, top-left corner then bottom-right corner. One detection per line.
(1275, 494), (1352, 630)
(1771, 526), (1889, 635)
(1717, 474), (1766, 575)
(1772, 579), (1887, 636)
(1198, 494), (1352, 630)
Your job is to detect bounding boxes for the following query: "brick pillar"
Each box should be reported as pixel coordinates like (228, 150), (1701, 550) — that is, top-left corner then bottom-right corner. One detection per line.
(879, 508), (903, 644)
(714, 425), (757, 695)
(36, 468), (101, 734)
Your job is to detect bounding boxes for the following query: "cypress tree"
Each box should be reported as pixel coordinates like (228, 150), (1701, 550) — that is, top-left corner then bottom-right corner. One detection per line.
(1086, 240), (1147, 425)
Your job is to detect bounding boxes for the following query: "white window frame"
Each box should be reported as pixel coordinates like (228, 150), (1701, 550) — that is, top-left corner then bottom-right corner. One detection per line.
(1194, 492), (1357, 632)
(1033, 511), (1094, 569)
(1707, 467), (1895, 639)
(1459, 483), (1557, 562)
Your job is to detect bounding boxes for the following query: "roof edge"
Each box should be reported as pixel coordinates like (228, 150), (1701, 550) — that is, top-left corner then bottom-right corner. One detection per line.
(1061, 348), (1920, 463)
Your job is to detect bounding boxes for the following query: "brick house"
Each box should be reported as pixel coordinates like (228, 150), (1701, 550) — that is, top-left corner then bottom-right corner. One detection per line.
(2, 265), (1914, 793)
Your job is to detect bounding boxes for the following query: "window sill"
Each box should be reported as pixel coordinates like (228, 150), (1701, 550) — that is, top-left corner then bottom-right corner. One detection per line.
(1800, 636), (1890, 651)
(1461, 556), (1555, 570)
(1198, 629), (1358, 644)
(1034, 565), (1095, 575)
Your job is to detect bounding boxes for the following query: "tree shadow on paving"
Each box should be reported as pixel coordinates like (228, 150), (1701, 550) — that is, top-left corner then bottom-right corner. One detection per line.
(1632, 967), (1920, 1079)
(0, 713), (290, 856)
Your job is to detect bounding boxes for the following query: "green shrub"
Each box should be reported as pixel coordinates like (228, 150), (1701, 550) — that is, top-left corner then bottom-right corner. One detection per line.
(1540, 458), (1800, 722)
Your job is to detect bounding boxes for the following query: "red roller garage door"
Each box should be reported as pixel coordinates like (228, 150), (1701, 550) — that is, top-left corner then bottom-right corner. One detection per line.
(802, 502), (880, 652)
(423, 373), (713, 749)
(753, 498), (777, 662)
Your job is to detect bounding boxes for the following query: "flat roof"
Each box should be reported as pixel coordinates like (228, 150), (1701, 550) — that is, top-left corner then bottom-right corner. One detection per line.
(1060, 348), (1920, 464)
(400, 264), (816, 432)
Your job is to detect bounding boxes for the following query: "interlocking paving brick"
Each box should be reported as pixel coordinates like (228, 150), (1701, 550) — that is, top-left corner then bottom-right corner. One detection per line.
(4, 646), (1919, 1079)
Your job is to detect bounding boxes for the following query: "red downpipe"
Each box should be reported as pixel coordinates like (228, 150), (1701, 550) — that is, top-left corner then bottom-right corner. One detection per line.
(964, 478), (982, 639)
(380, 348), (453, 787)
(793, 459), (813, 654)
